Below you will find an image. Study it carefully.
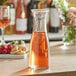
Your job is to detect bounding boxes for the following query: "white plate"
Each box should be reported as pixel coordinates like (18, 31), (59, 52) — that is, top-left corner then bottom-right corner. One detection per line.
(0, 53), (29, 59)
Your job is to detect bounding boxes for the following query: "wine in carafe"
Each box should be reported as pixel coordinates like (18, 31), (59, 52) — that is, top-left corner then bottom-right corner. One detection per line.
(29, 9), (49, 70)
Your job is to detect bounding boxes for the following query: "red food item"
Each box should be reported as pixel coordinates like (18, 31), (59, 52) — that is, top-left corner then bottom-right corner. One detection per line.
(1, 45), (7, 50)
(7, 44), (13, 50)
(7, 49), (11, 54)
(0, 48), (2, 54)
(2, 49), (7, 54)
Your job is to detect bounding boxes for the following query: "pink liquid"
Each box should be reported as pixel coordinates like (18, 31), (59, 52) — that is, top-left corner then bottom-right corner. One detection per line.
(0, 18), (10, 28)
(29, 32), (49, 68)
(12, 0), (18, 8)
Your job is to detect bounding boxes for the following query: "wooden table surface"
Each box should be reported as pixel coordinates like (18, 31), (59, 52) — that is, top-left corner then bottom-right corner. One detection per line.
(0, 41), (76, 76)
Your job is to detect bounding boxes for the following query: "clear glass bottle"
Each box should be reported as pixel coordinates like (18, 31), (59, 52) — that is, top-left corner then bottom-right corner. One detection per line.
(27, 0), (40, 33)
(49, 0), (60, 33)
(10, 3), (15, 34)
(29, 9), (49, 70)
(15, 0), (27, 34)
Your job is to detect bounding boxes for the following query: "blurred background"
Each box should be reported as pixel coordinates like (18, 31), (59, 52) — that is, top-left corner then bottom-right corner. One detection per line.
(0, 0), (76, 43)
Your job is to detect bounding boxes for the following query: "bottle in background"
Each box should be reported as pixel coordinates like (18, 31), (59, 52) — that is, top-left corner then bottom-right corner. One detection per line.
(10, 2), (15, 34)
(24, 0), (31, 5)
(46, 0), (52, 7)
(0, 28), (2, 35)
(15, 0), (27, 34)
(12, 0), (18, 8)
(38, 0), (45, 9)
(27, 0), (40, 33)
(49, 0), (60, 33)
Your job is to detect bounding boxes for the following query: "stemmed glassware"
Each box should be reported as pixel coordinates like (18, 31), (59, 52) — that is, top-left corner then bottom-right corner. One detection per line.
(0, 6), (10, 44)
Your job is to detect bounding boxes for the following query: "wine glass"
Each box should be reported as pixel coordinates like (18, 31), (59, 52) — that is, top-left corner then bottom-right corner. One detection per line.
(0, 6), (10, 44)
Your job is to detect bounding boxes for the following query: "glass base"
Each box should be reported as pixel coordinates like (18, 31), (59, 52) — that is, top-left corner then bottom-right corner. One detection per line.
(63, 41), (74, 46)
(29, 65), (49, 70)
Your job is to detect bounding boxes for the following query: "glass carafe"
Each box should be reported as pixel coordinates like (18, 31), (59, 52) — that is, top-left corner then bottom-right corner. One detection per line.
(29, 9), (49, 70)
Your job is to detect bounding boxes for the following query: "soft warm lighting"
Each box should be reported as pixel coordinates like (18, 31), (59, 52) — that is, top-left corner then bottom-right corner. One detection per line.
(31, 51), (35, 66)
(21, 12), (25, 18)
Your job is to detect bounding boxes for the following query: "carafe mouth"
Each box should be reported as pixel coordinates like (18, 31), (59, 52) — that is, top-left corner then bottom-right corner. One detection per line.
(31, 8), (49, 13)
(31, 9), (49, 32)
